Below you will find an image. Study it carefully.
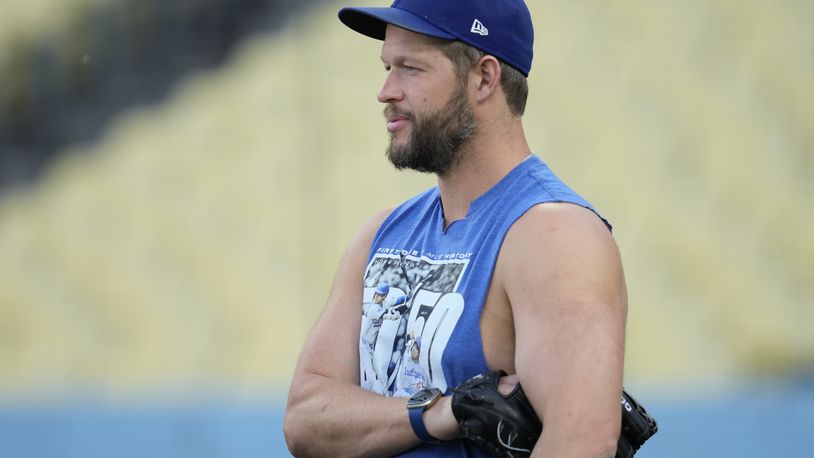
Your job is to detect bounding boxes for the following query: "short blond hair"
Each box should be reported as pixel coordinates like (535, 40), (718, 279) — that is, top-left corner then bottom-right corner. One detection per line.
(437, 40), (529, 116)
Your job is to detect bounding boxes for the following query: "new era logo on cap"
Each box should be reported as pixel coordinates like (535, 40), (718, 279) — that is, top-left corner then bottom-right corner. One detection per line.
(470, 19), (488, 36)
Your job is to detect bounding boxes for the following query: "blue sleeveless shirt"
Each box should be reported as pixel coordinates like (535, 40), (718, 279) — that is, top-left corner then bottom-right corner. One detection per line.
(359, 155), (608, 457)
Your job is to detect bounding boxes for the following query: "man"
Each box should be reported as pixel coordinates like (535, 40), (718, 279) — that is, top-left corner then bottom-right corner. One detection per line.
(284, 1), (627, 456)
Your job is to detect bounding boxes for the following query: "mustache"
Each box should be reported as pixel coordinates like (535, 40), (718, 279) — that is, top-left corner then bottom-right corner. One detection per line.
(383, 105), (412, 120)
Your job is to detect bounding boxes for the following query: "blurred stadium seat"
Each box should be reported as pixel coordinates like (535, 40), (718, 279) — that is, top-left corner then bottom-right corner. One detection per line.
(0, 0), (293, 185)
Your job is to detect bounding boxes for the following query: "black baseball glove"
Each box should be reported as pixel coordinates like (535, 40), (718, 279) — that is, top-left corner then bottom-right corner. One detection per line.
(451, 370), (658, 458)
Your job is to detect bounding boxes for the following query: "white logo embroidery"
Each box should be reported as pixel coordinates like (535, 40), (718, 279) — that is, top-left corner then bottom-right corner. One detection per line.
(496, 420), (532, 453)
(470, 19), (488, 36)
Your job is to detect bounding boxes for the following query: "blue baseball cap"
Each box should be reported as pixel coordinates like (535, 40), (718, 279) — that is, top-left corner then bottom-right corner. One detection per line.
(338, 0), (534, 76)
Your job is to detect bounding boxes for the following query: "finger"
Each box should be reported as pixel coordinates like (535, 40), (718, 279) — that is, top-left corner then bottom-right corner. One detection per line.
(497, 374), (519, 395)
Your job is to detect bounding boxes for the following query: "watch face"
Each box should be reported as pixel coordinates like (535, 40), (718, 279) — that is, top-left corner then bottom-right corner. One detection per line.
(408, 388), (442, 409)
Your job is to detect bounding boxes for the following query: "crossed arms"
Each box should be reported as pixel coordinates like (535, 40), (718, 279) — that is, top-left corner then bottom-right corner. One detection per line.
(284, 203), (627, 458)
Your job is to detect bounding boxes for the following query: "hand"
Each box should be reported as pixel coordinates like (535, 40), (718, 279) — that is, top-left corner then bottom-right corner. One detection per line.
(497, 373), (519, 396)
(450, 371), (541, 457)
(423, 395), (461, 441)
(384, 309), (401, 320)
(421, 373), (520, 443)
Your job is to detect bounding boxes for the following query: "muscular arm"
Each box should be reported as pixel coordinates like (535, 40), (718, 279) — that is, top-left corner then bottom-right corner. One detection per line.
(283, 209), (458, 457)
(499, 203), (627, 458)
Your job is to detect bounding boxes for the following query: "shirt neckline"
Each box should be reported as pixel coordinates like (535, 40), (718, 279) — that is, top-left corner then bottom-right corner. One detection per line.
(438, 154), (538, 233)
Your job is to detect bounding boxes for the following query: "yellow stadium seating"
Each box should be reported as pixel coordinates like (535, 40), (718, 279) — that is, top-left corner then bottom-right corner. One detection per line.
(0, 0), (811, 401)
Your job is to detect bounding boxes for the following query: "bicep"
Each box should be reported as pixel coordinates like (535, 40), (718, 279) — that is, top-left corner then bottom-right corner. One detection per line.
(501, 203), (627, 422)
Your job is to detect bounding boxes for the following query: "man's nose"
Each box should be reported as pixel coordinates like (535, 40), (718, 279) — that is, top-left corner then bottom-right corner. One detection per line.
(377, 71), (403, 104)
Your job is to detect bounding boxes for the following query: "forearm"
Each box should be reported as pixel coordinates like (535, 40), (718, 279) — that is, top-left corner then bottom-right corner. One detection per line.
(284, 372), (419, 457)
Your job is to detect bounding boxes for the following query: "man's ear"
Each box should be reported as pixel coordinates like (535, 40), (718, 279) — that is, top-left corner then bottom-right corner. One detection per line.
(474, 55), (502, 103)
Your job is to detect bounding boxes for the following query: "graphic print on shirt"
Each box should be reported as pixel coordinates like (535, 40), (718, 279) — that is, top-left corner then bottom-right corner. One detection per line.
(360, 250), (469, 396)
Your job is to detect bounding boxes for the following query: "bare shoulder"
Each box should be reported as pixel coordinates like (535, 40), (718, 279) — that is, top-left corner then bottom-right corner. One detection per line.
(351, 206), (397, 250)
(497, 201), (625, 314)
(324, 206), (395, 298)
(323, 204), (396, 309)
(513, 201), (613, 243)
(503, 202), (619, 267)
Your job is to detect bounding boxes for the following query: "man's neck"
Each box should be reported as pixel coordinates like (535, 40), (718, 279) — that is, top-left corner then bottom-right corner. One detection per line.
(436, 119), (531, 227)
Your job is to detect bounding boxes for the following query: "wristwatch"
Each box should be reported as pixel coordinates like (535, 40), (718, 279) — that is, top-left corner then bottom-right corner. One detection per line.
(406, 388), (443, 443)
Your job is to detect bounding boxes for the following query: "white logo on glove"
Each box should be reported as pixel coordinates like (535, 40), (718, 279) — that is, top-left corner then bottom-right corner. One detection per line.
(496, 420), (532, 454)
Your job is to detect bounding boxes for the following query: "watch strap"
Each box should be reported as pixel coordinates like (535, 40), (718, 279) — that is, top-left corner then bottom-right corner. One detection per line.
(408, 404), (439, 443)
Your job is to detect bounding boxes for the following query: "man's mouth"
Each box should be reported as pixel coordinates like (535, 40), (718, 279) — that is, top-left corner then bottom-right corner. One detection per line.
(387, 116), (409, 132)
(385, 107), (411, 133)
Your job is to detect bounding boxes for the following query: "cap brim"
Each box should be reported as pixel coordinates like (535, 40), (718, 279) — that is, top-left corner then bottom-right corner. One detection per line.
(338, 6), (455, 41)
